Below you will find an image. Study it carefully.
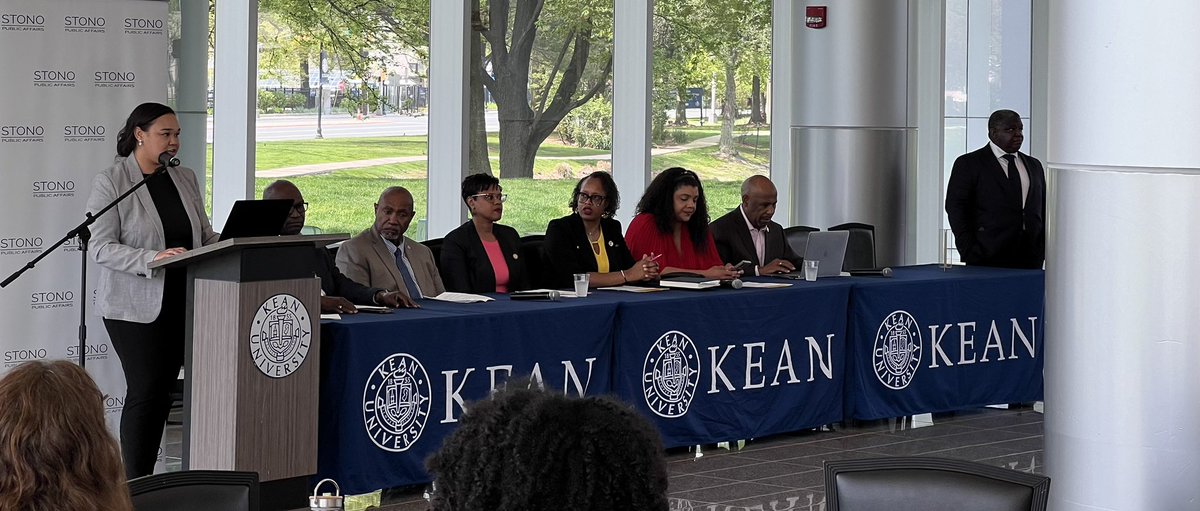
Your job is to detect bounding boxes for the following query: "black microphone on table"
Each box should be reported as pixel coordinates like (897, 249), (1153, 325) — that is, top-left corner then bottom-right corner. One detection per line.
(157, 151), (181, 169)
(510, 290), (561, 301)
(719, 278), (743, 289)
(849, 267), (893, 278)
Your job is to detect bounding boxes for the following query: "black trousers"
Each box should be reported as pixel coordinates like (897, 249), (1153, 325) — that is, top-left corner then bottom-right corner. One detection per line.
(104, 281), (186, 479)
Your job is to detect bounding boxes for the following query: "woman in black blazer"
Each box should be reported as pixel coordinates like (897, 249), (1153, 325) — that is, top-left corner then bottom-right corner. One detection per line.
(544, 172), (660, 288)
(441, 173), (530, 293)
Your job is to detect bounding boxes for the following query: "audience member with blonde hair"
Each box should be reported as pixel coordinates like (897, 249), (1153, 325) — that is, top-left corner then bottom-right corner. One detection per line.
(0, 360), (133, 511)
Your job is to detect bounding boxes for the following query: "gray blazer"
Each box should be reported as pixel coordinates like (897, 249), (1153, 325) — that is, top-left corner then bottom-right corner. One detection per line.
(87, 155), (219, 323)
(335, 228), (444, 299)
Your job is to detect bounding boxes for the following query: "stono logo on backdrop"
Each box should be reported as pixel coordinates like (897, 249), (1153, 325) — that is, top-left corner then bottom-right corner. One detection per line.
(63, 15), (106, 33)
(94, 70), (136, 89)
(873, 309), (1040, 390)
(30, 290), (74, 310)
(123, 17), (163, 35)
(1, 12), (46, 32)
(64, 124), (105, 143)
(104, 394), (125, 416)
(32, 179), (77, 198)
(66, 342), (110, 362)
(0, 235), (44, 256)
(3, 347), (49, 369)
(642, 329), (837, 419)
(33, 69), (76, 88)
(1, 124), (46, 143)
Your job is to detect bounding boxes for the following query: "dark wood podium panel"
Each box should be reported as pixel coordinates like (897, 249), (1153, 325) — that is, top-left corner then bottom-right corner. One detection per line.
(190, 277), (320, 481)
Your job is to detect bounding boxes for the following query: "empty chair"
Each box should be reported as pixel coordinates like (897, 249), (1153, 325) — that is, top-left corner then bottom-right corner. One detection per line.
(129, 470), (259, 511)
(824, 457), (1050, 511)
(829, 222), (876, 271)
(784, 225), (819, 257)
(423, 237), (444, 275)
(519, 234), (549, 288)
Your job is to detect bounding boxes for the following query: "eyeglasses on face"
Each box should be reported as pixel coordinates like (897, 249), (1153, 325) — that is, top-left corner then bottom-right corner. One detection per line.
(469, 193), (507, 203)
(292, 202), (309, 213)
(576, 192), (608, 206)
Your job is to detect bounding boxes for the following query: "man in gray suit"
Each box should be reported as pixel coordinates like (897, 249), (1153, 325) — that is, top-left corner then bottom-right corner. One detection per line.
(263, 180), (415, 313)
(336, 186), (445, 300)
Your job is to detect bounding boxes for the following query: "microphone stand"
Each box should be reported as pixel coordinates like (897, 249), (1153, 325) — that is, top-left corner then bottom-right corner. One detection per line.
(0, 163), (168, 367)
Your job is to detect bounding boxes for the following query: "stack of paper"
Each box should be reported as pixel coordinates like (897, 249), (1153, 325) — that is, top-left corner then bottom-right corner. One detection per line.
(429, 292), (494, 303)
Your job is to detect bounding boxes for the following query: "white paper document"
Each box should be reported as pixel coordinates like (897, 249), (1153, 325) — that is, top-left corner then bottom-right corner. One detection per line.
(429, 292), (495, 303)
(597, 285), (667, 293)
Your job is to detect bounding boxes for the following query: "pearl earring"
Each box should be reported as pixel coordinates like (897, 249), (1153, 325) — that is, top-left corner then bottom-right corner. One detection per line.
(137, 139), (143, 146)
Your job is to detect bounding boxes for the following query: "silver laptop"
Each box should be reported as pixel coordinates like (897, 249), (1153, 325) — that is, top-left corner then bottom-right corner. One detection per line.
(803, 231), (849, 277)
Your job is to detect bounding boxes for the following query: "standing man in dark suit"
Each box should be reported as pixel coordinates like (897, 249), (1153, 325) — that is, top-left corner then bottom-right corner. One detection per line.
(710, 175), (801, 276)
(945, 109), (1046, 269)
(262, 180), (416, 313)
(336, 186), (445, 300)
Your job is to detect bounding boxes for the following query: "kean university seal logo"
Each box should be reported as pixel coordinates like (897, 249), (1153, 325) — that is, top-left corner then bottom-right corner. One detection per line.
(248, 293), (311, 378)
(363, 353), (431, 452)
(874, 310), (923, 389)
(642, 330), (701, 418)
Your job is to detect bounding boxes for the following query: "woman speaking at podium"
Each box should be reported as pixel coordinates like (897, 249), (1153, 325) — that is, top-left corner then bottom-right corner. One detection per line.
(86, 102), (219, 478)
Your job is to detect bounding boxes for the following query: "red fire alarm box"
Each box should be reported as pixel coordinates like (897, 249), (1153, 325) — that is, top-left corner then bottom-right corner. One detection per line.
(806, 6), (827, 29)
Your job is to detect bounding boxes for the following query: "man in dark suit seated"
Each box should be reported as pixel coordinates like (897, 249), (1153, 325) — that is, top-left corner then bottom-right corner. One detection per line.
(945, 109), (1046, 269)
(263, 180), (416, 313)
(710, 175), (801, 276)
(335, 186), (445, 300)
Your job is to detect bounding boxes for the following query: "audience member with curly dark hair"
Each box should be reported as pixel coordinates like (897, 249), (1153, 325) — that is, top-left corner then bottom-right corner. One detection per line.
(625, 167), (741, 280)
(0, 360), (133, 511)
(428, 386), (669, 511)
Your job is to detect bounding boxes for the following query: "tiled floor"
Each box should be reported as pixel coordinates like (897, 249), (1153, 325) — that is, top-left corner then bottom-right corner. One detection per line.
(359, 405), (1045, 511)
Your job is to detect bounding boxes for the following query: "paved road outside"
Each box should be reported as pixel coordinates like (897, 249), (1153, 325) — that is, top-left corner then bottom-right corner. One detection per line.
(207, 111), (500, 142)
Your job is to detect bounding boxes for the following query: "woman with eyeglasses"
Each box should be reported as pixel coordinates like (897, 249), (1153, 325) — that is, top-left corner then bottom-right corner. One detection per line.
(543, 172), (660, 288)
(86, 102), (219, 478)
(625, 167), (741, 280)
(441, 173), (530, 293)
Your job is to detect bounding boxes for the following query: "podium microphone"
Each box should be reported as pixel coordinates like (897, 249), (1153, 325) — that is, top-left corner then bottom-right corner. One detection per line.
(849, 267), (893, 278)
(158, 152), (181, 169)
(510, 290), (561, 301)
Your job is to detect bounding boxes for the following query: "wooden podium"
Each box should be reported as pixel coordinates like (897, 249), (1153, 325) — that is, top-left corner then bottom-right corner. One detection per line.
(150, 234), (346, 483)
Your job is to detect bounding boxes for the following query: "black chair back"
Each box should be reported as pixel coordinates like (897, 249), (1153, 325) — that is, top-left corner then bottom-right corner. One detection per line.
(519, 234), (548, 289)
(129, 470), (259, 511)
(423, 237), (444, 275)
(829, 222), (876, 270)
(825, 457), (1050, 511)
(784, 225), (819, 257)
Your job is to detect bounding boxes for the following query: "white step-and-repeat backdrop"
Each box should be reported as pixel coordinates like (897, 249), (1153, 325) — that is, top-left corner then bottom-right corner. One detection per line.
(0, 0), (171, 469)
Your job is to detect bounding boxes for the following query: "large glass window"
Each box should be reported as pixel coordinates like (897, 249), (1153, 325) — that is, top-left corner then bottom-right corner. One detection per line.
(942, 0), (1032, 262)
(650, 0), (772, 217)
(237, 1), (433, 238)
(466, 1), (614, 235)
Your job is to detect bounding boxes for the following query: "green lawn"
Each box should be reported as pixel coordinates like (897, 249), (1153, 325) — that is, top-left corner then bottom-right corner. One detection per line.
(206, 126), (768, 238)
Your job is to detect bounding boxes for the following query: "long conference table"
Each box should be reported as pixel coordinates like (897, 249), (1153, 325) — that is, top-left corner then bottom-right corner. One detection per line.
(316, 264), (1045, 494)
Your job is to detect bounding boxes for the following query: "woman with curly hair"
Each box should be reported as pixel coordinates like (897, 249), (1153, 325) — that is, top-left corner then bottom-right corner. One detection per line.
(428, 387), (669, 511)
(0, 360), (133, 511)
(625, 167), (741, 280)
(543, 171), (661, 288)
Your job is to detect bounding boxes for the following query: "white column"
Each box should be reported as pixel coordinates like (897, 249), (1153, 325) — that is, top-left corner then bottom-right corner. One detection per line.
(611, 0), (652, 227)
(426, 0), (470, 239)
(211, 0), (257, 230)
(769, 0), (794, 224)
(906, 0), (945, 264)
(178, 0), (209, 195)
(1044, 1), (1200, 510)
